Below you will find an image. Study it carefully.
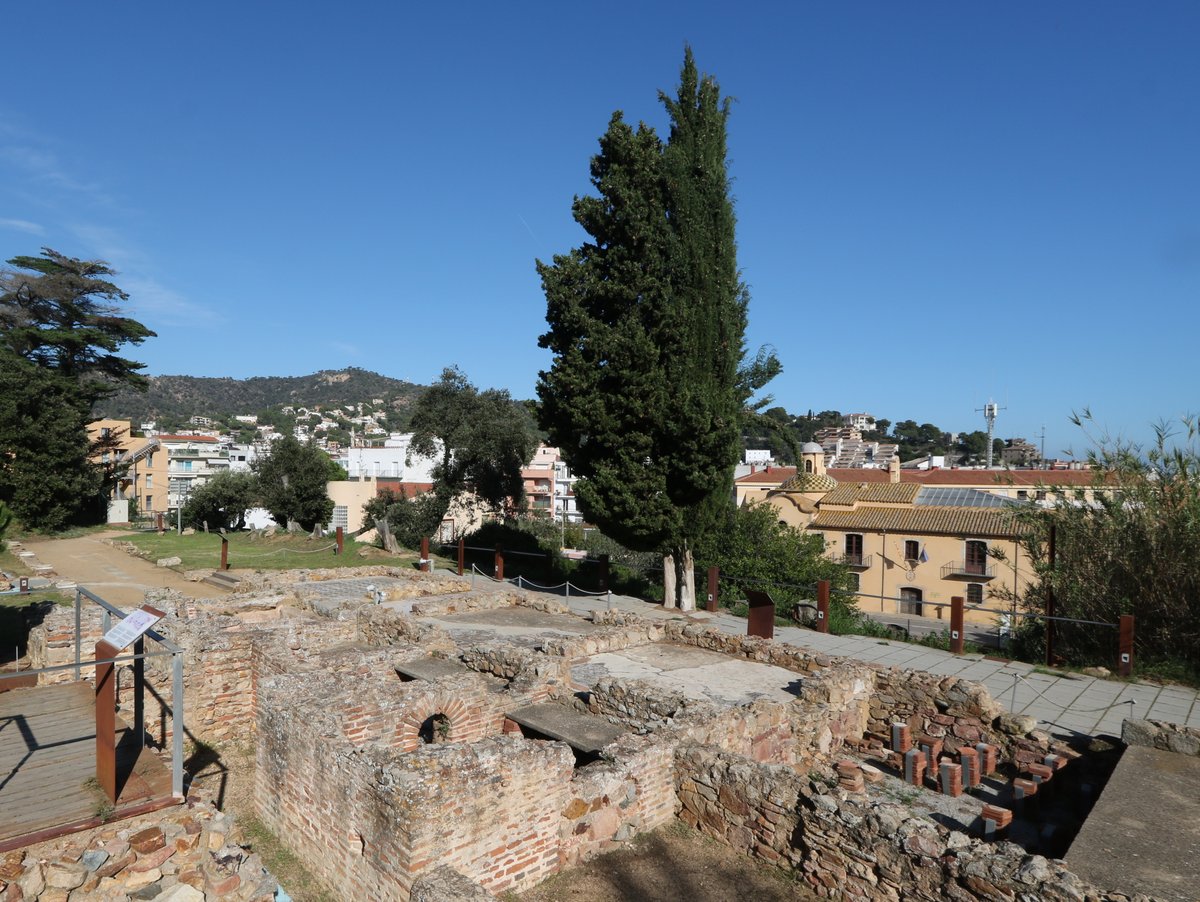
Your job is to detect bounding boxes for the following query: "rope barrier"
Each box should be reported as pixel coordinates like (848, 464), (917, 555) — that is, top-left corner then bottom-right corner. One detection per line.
(224, 542), (338, 559)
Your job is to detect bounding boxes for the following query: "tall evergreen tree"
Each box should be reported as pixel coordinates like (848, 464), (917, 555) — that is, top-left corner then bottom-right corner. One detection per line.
(0, 249), (154, 530)
(538, 49), (770, 608)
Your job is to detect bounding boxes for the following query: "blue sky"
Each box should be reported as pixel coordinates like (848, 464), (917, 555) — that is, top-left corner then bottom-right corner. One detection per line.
(1, 2), (1197, 458)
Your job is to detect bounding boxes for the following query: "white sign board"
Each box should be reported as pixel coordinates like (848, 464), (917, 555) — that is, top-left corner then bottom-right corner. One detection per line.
(101, 605), (165, 651)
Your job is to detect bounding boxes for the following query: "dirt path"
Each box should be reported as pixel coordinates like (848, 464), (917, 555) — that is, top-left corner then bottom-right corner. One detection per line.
(20, 531), (228, 606)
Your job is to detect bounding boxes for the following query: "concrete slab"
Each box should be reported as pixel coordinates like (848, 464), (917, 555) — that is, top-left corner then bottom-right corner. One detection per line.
(394, 656), (470, 682)
(572, 643), (805, 707)
(420, 607), (598, 648)
(505, 702), (625, 755)
(1067, 745), (1200, 902)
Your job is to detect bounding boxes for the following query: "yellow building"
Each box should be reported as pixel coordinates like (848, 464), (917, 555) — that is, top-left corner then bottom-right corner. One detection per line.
(759, 444), (1034, 625)
(87, 419), (168, 522)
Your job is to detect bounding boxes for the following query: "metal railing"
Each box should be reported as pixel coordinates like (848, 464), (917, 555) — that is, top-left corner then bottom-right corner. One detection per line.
(939, 560), (996, 579)
(0, 587), (185, 799)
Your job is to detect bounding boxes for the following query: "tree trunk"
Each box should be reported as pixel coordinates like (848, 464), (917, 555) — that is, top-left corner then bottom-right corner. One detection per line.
(375, 517), (399, 554)
(680, 546), (695, 612)
(663, 553), (677, 609)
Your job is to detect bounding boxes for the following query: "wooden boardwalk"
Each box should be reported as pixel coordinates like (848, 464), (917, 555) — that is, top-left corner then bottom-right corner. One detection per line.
(0, 681), (175, 850)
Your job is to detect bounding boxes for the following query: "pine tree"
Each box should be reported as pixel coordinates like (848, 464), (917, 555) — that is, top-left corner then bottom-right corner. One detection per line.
(538, 49), (765, 609)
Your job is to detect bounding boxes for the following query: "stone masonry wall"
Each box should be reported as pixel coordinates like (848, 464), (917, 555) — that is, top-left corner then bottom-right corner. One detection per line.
(674, 746), (1131, 902)
(1122, 718), (1200, 756)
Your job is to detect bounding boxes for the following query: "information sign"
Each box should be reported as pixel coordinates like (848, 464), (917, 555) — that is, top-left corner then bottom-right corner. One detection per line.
(101, 605), (165, 651)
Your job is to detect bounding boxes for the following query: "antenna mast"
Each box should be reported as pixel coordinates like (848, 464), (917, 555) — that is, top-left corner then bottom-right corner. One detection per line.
(975, 399), (1005, 467)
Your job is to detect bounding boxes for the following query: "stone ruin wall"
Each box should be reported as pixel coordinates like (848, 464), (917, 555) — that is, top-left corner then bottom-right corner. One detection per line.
(674, 746), (1132, 902)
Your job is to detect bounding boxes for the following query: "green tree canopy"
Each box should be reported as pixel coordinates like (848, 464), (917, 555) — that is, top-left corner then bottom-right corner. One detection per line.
(537, 49), (774, 609)
(180, 470), (258, 532)
(408, 366), (537, 525)
(252, 436), (338, 531)
(0, 250), (154, 530)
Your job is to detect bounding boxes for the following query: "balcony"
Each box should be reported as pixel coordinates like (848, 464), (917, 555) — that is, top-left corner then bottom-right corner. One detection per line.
(940, 560), (995, 580)
(834, 553), (873, 569)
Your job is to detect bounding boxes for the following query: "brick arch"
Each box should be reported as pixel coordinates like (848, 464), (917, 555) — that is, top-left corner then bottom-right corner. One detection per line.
(395, 693), (471, 751)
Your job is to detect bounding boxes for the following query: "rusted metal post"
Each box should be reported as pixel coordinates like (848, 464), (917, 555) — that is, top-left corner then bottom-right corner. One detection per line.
(598, 554), (610, 592)
(746, 589), (775, 640)
(335, 526), (344, 556)
(950, 596), (965, 655)
(420, 537), (430, 572)
(156, 512), (164, 533)
(706, 566), (719, 613)
(18, 576), (29, 594)
(1118, 614), (1135, 677)
(457, 538), (465, 576)
(816, 580), (830, 632)
(494, 545), (504, 581)
(220, 536), (229, 571)
(95, 639), (118, 803)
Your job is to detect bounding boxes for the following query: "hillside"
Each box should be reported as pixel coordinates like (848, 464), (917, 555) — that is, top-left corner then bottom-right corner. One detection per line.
(94, 367), (424, 427)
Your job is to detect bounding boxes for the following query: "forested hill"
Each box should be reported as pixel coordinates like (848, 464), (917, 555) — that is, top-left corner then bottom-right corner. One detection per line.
(94, 367), (424, 426)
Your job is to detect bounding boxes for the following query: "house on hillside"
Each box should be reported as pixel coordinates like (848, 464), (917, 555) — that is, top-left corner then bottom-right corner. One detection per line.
(88, 419), (169, 523)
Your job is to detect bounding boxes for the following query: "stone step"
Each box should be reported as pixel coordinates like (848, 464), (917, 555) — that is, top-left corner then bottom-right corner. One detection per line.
(203, 570), (240, 591)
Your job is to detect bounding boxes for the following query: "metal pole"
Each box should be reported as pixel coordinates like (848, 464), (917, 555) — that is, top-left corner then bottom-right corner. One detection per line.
(74, 588), (82, 681)
(172, 651), (184, 798)
(707, 566), (719, 613)
(457, 538), (465, 576)
(1119, 614), (1135, 677)
(1045, 522), (1057, 666)
(950, 596), (964, 654)
(816, 580), (830, 633)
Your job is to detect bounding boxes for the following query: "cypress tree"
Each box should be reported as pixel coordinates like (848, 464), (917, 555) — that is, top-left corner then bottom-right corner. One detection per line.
(537, 49), (757, 608)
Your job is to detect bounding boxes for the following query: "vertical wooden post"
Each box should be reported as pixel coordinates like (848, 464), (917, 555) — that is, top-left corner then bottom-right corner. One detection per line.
(336, 526), (344, 556)
(1118, 614), (1135, 677)
(706, 566), (719, 613)
(598, 554), (610, 592)
(95, 639), (118, 803)
(816, 580), (830, 633)
(494, 545), (504, 581)
(220, 536), (229, 571)
(420, 537), (430, 572)
(133, 635), (145, 746)
(950, 596), (965, 654)
(457, 538), (465, 576)
(156, 512), (164, 533)
(1045, 522), (1057, 666)
(746, 590), (775, 640)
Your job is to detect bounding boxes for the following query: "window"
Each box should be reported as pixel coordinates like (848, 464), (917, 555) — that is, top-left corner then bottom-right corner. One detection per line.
(965, 540), (988, 575)
(145, 474), (153, 489)
(331, 506), (349, 530)
(1017, 490), (1028, 500)
(904, 540), (920, 562)
(804, 459), (813, 473)
(144, 495), (152, 511)
(844, 534), (863, 565)
(848, 573), (860, 592)
(966, 584), (984, 605)
(1035, 490), (1047, 501)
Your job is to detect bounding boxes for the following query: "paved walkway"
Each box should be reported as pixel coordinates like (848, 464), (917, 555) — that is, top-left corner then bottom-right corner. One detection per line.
(560, 590), (1200, 740)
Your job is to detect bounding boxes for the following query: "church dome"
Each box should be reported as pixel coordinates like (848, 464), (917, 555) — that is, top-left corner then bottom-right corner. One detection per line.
(801, 441), (824, 454)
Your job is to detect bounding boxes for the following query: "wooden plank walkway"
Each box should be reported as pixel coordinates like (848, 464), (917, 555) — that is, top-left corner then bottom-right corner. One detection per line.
(0, 681), (175, 848)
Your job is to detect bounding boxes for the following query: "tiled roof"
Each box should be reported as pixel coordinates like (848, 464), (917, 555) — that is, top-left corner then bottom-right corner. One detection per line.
(736, 468), (798, 484)
(811, 507), (1025, 539)
(819, 483), (920, 506)
(159, 434), (220, 443)
(738, 466), (1104, 489)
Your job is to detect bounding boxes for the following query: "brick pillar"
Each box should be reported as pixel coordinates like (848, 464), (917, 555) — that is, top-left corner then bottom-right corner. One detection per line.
(904, 749), (926, 787)
(891, 723), (912, 754)
(980, 804), (1012, 838)
(918, 737), (943, 766)
(950, 595), (964, 654)
(816, 580), (830, 633)
(975, 743), (998, 776)
(939, 762), (963, 797)
(959, 746), (980, 788)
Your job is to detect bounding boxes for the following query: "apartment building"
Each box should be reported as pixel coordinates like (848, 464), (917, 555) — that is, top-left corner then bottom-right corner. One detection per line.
(88, 419), (168, 521)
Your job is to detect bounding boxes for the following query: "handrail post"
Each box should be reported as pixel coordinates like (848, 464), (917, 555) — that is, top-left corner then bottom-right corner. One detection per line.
(950, 596), (965, 654)
(706, 566), (719, 613)
(1118, 614), (1135, 677)
(495, 545), (504, 581)
(172, 650), (184, 798)
(816, 580), (830, 633)
(74, 588), (82, 681)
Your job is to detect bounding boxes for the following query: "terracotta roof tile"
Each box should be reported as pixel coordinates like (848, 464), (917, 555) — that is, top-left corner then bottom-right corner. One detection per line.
(811, 507), (1025, 539)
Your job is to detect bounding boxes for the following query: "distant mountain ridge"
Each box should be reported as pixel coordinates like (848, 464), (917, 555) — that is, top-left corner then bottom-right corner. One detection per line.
(94, 367), (424, 425)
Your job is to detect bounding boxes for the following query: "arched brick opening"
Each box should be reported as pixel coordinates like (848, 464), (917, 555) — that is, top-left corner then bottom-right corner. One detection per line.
(395, 695), (471, 751)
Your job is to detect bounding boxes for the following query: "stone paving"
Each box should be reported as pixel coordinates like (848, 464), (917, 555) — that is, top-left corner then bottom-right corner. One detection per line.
(560, 591), (1200, 740)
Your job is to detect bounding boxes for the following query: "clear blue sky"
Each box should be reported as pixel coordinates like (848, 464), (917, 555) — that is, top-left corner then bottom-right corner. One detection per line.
(2, 2), (1197, 458)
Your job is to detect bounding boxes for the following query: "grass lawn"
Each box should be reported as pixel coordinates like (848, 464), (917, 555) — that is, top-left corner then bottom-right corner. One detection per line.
(109, 529), (445, 573)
